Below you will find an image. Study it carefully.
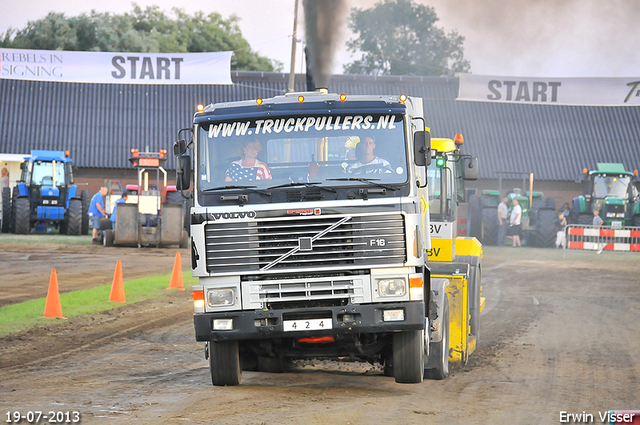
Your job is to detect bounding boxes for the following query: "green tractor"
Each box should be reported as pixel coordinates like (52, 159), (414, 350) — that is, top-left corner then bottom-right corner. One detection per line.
(571, 163), (640, 228)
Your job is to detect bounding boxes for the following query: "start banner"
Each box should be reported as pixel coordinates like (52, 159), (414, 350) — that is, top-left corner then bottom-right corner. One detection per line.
(0, 48), (233, 85)
(457, 73), (640, 106)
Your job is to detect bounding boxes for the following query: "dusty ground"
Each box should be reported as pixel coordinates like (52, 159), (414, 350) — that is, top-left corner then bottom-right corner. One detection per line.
(1, 240), (639, 425)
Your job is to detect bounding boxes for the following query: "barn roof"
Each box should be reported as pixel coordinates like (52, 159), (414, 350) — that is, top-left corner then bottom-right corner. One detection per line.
(1, 71), (639, 181)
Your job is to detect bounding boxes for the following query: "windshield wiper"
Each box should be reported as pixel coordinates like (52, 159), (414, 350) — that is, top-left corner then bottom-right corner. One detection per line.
(267, 181), (337, 193)
(325, 177), (400, 191)
(202, 185), (271, 196)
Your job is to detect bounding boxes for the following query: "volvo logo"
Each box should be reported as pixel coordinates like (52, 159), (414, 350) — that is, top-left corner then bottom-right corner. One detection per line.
(208, 211), (256, 221)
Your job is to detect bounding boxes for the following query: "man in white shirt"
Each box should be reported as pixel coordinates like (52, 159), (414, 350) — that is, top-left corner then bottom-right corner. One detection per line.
(497, 196), (509, 246)
(510, 198), (522, 247)
(348, 135), (392, 174)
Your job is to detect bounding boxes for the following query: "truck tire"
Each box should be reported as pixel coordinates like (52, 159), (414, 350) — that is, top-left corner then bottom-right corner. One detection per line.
(425, 294), (450, 380)
(209, 340), (241, 386)
(81, 190), (90, 235)
(633, 215), (640, 227)
(393, 329), (424, 384)
(467, 193), (481, 239)
(13, 197), (31, 234)
(2, 187), (11, 233)
(534, 209), (557, 248)
(481, 206), (498, 245)
(65, 199), (83, 236)
(103, 229), (115, 246)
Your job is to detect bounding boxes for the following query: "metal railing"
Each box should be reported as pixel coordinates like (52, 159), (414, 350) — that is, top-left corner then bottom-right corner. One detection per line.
(563, 224), (640, 255)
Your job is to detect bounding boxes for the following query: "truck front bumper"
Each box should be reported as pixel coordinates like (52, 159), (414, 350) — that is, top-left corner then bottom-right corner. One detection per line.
(194, 302), (425, 342)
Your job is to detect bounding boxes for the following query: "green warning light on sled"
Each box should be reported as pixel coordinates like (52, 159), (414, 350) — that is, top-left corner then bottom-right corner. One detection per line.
(436, 157), (446, 167)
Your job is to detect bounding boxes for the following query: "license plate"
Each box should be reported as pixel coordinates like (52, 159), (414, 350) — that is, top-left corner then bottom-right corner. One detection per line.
(612, 221), (623, 229)
(283, 318), (332, 332)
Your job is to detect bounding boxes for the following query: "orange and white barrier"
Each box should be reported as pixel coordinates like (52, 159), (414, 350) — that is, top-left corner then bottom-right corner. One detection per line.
(565, 225), (640, 252)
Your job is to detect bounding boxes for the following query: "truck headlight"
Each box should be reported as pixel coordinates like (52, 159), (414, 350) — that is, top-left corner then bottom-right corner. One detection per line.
(616, 213), (625, 218)
(378, 279), (406, 297)
(606, 212), (615, 218)
(207, 288), (235, 307)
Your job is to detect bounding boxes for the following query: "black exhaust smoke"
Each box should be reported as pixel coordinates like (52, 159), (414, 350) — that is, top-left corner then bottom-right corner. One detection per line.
(303, 0), (348, 91)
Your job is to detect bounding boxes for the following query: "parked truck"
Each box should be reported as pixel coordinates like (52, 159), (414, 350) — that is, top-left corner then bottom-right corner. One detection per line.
(571, 163), (640, 227)
(1, 150), (89, 235)
(102, 148), (188, 248)
(175, 91), (483, 386)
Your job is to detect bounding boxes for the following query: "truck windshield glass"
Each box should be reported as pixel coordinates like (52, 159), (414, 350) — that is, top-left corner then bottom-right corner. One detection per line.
(31, 161), (66, 185)
(197, 113), (408, 192)
(593, 175), (630, 199)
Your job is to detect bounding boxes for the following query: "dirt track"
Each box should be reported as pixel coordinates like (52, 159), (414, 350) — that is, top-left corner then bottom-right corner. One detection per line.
(1, 241), (639, 425)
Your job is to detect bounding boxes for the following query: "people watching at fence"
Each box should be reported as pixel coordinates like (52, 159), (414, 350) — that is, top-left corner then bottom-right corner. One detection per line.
(593, 210), (604, 227)
(556, 212), (567, 248)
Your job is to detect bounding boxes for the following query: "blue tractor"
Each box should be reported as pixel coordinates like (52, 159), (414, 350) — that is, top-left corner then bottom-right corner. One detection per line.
(1, 150), (89, 235)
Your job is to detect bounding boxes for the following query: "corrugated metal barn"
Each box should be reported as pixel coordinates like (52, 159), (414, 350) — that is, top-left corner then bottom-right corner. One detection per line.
(1, 71), (639, 187)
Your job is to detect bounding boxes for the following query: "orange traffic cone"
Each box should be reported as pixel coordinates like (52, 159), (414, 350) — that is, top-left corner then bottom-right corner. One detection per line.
(44, 270), (66, 319)
(167, 252), (185, 291)
(109, 260), (126, 303)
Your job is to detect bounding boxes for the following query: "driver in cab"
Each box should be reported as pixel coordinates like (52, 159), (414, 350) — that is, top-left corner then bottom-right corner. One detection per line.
(347, 134), (392, 174)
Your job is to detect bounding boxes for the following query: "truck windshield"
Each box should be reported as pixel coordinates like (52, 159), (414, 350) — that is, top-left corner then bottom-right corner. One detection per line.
(197, 113), (408, 193)
(593, 175), (630, 199)
(31, 161), (66, 186)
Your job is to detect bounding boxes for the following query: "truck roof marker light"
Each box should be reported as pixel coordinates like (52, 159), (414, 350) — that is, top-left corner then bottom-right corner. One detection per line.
(634, 170), (638, 176)
(298, 336), (335, 344)
(454, 133), (464, 146)
(298, 95), (305, 103)
(64, 150), (70, 157)
(256, 98), (263, 105)
(399, 94), (407, 102)
(197, 104), (204, 112)
(340, 94), (347, 101)
(583, 168), (588, 174)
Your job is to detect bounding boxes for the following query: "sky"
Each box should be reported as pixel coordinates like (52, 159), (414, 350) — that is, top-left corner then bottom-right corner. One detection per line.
(1, 0), (639, 78)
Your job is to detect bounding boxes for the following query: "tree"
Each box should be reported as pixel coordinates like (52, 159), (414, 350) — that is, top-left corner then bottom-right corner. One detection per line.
(0, 4), (281, 72)
(344, 0), (470, 76)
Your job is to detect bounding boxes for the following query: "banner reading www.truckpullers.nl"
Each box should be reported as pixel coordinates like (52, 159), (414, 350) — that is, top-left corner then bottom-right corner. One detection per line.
(457, 73), (640, 106)
(0, 48), (233, 85)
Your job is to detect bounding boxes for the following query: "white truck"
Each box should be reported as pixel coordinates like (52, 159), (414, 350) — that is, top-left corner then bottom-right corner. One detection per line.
(175, 91), (481, 385)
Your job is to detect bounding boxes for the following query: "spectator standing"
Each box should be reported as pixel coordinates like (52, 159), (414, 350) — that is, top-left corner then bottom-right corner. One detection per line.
(509, 198), (522, 247)
(555, 212), (567, 248)
(497, 196), (509, 246)
(593, 210), (604, 227)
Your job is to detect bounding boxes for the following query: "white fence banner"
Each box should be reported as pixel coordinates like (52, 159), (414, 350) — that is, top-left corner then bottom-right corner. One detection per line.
(0, 48), (233, 85)
(457, 73), (640, 106)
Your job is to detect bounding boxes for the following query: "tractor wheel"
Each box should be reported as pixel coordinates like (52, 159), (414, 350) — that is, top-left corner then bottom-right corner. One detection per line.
(634, 215), (640, 227)
(65, 199), (83, 236)
(425, 294), (450, 380)
(165, 190), (182, 205)
(2, 187), (11, 233)
(467, 193), (482, 239)
(393, 329), (424, 384)
(577, 213), (592, 225)
(481, 206), (498, 245)
(81, 190), (90, 235)
(534, 209), (557, 248)
(10, 187), (19, 233)
(209, 340), (241, 386)
(13, 197), (31, 234)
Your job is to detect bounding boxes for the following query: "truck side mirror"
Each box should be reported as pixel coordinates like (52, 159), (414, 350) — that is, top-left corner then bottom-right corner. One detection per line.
(174, 139), (187, 156)
(176, 154), (192, 191)
(413, 130), (431, 166)
(463, 156), (479, 180)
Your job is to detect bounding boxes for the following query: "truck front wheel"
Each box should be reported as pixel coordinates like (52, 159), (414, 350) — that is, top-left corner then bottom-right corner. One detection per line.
(209, 340), (241, 386)
(425, 294), (450, 380)
(393, 330), (424, 384)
